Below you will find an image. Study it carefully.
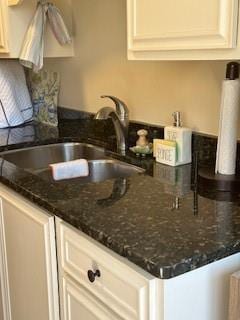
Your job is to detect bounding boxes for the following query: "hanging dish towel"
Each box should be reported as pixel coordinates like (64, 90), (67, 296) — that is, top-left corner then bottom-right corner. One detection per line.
(19, 0), (72, 72)
(47, 3), (72, 45)
(0, 60), (33, 128)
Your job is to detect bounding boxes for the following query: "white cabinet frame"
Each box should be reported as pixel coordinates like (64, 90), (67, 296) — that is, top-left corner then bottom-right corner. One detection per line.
(127, 0), (240, 60)
(0, 0), (9, 53)
(0, 185), (59, 320)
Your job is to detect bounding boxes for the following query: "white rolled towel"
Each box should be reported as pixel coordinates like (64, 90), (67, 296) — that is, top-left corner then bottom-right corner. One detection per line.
(50, 159), (89, 181)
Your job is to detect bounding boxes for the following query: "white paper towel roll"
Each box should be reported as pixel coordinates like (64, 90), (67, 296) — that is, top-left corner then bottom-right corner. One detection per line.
(215, 79), (240, 175)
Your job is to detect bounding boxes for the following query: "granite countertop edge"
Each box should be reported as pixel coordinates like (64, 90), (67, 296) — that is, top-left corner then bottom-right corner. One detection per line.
(2, 173), (240, 280)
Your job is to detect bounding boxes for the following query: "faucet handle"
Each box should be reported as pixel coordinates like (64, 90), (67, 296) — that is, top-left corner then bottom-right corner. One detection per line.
(101, 95), (129, 121)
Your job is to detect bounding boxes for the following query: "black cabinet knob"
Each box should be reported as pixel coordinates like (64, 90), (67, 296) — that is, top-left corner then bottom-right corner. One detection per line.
(87, 269), (101, 283)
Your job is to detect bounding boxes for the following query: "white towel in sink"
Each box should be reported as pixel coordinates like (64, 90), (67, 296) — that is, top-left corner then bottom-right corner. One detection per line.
(50, 159), (89, 181)
(0, 60), (33, 128)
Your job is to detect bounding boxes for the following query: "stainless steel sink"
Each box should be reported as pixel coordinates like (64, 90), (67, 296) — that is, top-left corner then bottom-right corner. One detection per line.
(0, 143), (107, 169)
(0, 142), (144, 183)
(34, 159), (143, 184)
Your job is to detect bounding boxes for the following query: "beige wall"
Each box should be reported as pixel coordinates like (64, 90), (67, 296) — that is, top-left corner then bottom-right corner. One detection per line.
(46, 0), (229, 136)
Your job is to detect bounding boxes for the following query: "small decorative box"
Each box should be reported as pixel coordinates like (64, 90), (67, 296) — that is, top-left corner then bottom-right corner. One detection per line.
(155, 139), (177, 166)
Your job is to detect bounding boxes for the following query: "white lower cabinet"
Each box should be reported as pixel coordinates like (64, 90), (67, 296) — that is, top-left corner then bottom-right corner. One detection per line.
(56, 218), (240, 320)
(56, 218), (158, 320)
(0, 185), (59, 320)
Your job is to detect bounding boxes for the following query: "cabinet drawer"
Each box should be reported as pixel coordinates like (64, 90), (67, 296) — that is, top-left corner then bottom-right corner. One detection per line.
(57, 221), (156, 320)
(61, 275), (122, 320)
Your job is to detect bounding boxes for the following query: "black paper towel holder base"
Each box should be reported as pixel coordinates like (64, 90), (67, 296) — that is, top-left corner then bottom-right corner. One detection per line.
(198, 167), (240, 193)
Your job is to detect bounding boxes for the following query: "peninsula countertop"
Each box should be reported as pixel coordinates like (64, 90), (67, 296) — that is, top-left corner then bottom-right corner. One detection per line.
(0, 119), (240, 279)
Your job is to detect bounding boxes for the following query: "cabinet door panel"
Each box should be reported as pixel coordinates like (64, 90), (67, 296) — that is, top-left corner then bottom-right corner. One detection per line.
(0, 280), (4, 320)
(0, 0), (9, 53)
(62, 276), (121, 320)
(0, 187), (59, 320)
(128, 0), (239, 51)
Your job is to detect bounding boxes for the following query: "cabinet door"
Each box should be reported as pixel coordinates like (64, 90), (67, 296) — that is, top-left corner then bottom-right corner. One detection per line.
(0, 186), (59, 320)
(61, 276), (122, 320)
(0, 279), (4, 320)
(127, 0), (239, 52)
(0, 0), (9, 53)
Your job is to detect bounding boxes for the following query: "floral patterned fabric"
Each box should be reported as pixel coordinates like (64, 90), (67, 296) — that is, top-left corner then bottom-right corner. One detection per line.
(27, 69), (60, 127)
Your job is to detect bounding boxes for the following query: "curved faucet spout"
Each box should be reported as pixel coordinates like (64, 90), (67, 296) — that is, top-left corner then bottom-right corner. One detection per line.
(101, 95), (129, 126)
(94, 96), (129, 155)
(94, 107), (117, 120)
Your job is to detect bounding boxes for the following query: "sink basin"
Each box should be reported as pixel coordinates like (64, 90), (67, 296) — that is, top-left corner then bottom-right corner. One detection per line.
(0, 143), (144, 183)
(34, 159), (144, 184)
(0, 143), (107, 169)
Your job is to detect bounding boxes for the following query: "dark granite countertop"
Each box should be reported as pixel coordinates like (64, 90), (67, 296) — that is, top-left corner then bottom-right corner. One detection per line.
(0, 119), (240, 279)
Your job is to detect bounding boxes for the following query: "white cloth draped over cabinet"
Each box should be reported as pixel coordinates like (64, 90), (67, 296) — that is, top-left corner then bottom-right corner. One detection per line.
(19, 0), (72, 72)
(0, 60), (33, 128)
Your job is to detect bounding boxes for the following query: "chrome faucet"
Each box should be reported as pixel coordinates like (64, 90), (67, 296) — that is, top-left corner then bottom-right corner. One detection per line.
(94, 95), (129, 154)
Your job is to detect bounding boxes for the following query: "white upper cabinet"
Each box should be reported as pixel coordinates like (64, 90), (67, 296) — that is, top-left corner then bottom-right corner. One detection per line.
(127, 0), (240, 60)
(0, 0), (8, 53)
(0, 0), (74, 58)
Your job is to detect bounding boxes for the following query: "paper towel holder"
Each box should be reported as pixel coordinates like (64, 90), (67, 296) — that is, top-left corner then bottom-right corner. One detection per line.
(226, 61), (239, 80)
(193, 150), (240, 200)
(199, 61), (240, 194)
(198, 167), (240, 194)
